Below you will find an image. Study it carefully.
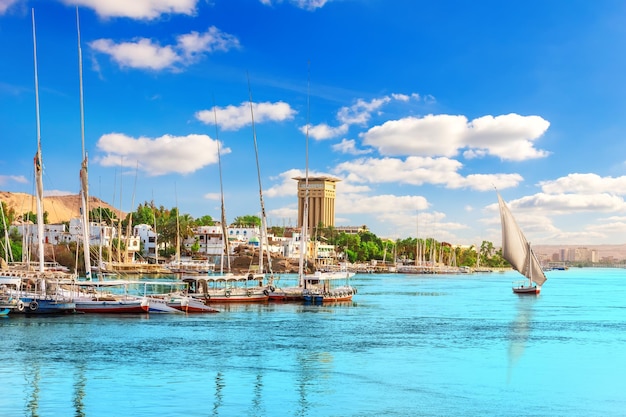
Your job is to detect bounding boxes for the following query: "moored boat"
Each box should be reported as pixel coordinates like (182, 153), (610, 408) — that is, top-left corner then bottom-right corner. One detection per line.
(182, 274), (269, 303)
(72, 280), (149, 314)
(301, 271), (357, 303)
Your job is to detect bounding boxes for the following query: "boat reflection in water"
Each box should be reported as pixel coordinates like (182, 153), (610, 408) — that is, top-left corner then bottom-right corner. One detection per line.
(507, 294), (537, 382)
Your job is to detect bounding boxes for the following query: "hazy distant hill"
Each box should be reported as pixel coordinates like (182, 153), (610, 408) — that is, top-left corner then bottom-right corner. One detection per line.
(0, 191), (125, 224)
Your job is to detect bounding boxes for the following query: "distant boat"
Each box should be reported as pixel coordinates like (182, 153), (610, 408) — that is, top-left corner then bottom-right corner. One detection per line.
(497, 192), (547, 294)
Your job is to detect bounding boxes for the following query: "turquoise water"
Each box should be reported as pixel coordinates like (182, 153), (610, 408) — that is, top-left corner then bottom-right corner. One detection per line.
(1, 268), (625, 416)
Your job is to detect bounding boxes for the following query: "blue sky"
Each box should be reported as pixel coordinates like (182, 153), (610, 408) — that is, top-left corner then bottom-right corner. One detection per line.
(2, 0), (626, 246)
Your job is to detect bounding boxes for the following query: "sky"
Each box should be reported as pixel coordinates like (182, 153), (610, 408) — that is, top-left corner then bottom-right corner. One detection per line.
(2, 0), (626, 247)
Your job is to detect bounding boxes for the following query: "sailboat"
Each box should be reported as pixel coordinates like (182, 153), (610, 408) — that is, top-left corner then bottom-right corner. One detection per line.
(10, 9), (76, 314)
(497, 192), (547, 294)
(181, 94), (269, 303)
(271, 66), (355, 303)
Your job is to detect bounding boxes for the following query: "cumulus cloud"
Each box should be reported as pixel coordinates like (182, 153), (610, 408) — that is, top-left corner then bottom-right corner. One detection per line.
(90, 26), (239, 71)
(260, 0), (330, 11)
(64, 0), (197, 19)
(336, 194), (427, 214)
(361, 113), (550, 161)
(195, 101), (296, 131)
(94, 133), (228, 176)
(307, 93), (421, 141)
(489, 192), (626, 216)
(0, 175), (28, 185)
(538, 173), (626, 195)
(90, 38), (179, 70)
(203, 192), (220, 201)
(304, 123), (348, 140)
(0, 0), (19, 14)
(333, 156), (523, 191)
(331, 139), (372, 155)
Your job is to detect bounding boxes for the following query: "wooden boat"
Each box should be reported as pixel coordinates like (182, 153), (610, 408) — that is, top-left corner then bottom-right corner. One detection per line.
(72, 280), (149, 313)
(497, 192), (547, 295)
(9, 11), (77, 316)
(167, 295), (220, 313)
(182, 274), (269, 303)
(139, 281), (219, 313)
(0, 277), (20, 315)
(302, 271), (357, 303)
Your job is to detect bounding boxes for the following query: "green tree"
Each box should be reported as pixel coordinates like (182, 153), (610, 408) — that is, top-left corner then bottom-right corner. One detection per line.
(89, 207), (117, 225)
(194, 215), (214, 226)
(233, 215), (261, 227)
(21, 210), (49, 224)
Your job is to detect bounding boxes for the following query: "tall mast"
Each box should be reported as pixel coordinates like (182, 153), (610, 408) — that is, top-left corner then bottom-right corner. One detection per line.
(32, 9), (45, 275)
(213, 102), (231, 273)
(247, 74), (269, 275)
(77, 7), (92, 279)
(298, 63), (311, 287)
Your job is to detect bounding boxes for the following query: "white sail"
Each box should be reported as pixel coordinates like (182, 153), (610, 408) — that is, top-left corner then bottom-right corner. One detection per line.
(497, 193), (546, 287)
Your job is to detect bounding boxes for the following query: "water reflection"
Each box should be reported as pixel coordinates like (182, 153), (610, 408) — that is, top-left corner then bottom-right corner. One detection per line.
(295, 351), (334, 417)
(24, 361), (40, 417)
(507, 295), (537, 382)
(212, 371), (224, 417)
(249, 372), (264, 417)
(73, 362), (87, 417)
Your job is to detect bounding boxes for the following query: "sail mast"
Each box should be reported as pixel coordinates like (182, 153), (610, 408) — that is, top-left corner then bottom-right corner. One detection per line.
(32, 9), (45, 275)
(298, 63), (311, 287)
(213, 102), (231, 273)
(77, 7), (92, 279)
(247, 74), (269, 275)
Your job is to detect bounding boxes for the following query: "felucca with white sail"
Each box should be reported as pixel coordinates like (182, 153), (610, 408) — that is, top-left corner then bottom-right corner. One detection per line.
(497, 192), (547, 294)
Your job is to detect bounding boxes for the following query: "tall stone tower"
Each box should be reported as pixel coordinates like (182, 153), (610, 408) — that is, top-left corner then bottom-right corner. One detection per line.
(294, 176), (340, 230)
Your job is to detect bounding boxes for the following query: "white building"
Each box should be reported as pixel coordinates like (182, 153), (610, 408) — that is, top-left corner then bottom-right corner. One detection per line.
(134, 224), (157, 258)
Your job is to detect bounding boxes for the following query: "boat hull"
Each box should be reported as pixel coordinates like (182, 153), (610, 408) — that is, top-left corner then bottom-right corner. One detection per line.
(193, 292), (269, 303)
(168, 297), (219, 313)
(75, 300), (149, 314)
(512, 285), (540, 294)
(16, 298), (75, 315)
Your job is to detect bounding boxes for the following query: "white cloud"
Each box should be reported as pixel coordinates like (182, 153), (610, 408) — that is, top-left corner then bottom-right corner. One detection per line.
(306, 93), (422, 140)
(331, 138), (372, 155)
(304, 123), (348, 140)
(0, 0), (19, 14)
(176, 27), (240, 60)
(90, 38), (179, 71)
(196, 101), (296, 131)
(337, 97), (391, 125)
(333, 156), (523, 191)
(336, 194), (427, 214)
(44, 189), (75, 197)
(203, 192), (220, 201)
(264, 169), (302, 198)
(538, 173), (626, 195)
(361, 113), (550, 161)
(488, 192), (626, 215)
(94, 133), (228, 176)
(90, 27), (239, 71)
(260, 0), (330, 11)
(0, 175), (28, 185)
(65, 0), (197, 20)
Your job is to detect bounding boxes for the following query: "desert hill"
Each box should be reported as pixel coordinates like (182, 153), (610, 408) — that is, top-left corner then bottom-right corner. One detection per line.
(0, 191), (125, 224)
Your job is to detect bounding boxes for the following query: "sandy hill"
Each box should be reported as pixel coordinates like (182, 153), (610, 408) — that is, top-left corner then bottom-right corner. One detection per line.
(0, 191), (124, 224)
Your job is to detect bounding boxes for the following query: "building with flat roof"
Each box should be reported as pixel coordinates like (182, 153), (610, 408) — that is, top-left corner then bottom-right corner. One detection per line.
(293, 176), (340, 231)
